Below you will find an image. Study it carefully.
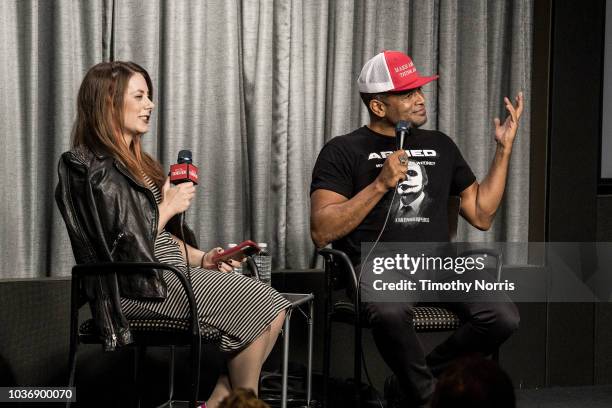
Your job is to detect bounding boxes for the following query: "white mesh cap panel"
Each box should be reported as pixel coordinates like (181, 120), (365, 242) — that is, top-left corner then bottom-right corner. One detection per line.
(357, 53), (394, 93)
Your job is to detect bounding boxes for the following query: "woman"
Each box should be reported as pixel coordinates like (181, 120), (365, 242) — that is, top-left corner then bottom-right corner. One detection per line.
(57, 61), (289, 408)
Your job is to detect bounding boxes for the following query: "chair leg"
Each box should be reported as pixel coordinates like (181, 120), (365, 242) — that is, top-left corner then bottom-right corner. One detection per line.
(134, 346), (146, 408)
(190, 339), (202, 407)
(66, 341), (78, 408)
(354, 324), (362, 408)
(168, 346), (176, 402)
(322, 316), (332, 407)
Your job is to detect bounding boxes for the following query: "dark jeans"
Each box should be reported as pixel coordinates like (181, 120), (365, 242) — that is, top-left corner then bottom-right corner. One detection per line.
(361, 299), (520, 405)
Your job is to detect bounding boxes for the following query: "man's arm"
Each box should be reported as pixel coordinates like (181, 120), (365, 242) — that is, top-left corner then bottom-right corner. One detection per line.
(311, 149), (409, 248)
(460, 92), (524, 230)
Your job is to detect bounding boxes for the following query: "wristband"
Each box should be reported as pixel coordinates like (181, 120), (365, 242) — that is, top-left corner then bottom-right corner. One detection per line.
(200, 253), (206, 269)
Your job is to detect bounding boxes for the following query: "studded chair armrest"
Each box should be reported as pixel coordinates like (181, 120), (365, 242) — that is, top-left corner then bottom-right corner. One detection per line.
(78, 318), (222, 343)
(413, 306), (461, 331)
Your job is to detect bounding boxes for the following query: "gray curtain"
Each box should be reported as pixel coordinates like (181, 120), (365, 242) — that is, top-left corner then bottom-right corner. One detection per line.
(0, 0), (532, 278)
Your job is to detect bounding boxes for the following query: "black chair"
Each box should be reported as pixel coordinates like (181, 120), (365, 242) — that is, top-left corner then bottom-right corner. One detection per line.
(318, 197), (502, 407)
(67, 262), (221, 408)
(56, 153), (223, 407)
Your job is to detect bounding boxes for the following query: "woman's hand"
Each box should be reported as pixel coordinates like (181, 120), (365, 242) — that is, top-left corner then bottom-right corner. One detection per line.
(201, 247), (243, 272)
(157, 177), (195, 233)
(159, 177), (196, 216)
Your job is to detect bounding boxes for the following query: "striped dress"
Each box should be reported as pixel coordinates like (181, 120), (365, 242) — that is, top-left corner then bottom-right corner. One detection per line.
(121, 177), (290, 352)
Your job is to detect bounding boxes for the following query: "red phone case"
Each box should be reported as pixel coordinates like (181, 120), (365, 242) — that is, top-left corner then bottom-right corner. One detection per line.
(212, 240), (261, 263)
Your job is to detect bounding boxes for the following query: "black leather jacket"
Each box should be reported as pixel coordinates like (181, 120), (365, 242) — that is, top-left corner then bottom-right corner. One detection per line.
(55, 145), (198, 350)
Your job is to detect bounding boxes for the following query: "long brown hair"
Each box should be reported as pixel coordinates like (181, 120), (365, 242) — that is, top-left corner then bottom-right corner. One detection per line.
(72, 61), (165, 189)
(218, 388), (270, 408)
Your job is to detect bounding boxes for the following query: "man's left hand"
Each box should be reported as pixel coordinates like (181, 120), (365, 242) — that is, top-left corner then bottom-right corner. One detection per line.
(494, 92), (524, 151)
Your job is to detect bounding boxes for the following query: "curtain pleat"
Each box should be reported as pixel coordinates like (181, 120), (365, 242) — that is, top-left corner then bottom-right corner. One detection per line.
(0, 0), (532, 276)
(0, 0), (107, 278)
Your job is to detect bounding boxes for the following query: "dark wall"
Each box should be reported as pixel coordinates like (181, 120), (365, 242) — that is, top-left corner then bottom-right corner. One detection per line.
(595, 196), (612, 384)
(598, 197), (612, 242)
(545, 0), (612, 387)
(0, 279), (69, 387)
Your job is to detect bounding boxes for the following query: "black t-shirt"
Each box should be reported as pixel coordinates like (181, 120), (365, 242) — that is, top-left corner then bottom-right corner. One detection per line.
(310, 126), (476, 265)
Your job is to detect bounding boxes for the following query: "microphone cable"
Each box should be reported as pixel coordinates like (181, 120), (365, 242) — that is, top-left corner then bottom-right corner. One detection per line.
(179, 212), (192, 283)
(359, 121), (409, 283)
(171, 149), (198, 283)
(356, 181), (399, 408)
(355, 122), (409, 408)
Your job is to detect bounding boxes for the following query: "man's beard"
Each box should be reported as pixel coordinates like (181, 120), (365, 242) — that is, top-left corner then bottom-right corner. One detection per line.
(412, 116), (427, 128)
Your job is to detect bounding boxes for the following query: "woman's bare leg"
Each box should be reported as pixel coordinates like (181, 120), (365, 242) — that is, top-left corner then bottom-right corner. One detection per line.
(227, 325), (270, 395)
(226, 310), (288, 396)
(261, 310), (286, 363)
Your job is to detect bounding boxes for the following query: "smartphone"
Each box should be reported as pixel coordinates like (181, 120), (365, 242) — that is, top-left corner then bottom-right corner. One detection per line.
(212, 240), (261, 263)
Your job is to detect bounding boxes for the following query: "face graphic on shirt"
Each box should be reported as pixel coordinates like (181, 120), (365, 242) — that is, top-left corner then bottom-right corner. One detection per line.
(397, 161), (426, 206)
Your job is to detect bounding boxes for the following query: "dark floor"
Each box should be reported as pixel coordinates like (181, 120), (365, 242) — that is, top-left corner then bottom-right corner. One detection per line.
(310, 384), (612, 408)
(291, 384), (612, 408)
(516, 385), (612, 408)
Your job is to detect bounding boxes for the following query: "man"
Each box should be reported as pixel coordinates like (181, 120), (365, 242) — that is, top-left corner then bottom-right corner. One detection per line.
(310, 50), (523, 407)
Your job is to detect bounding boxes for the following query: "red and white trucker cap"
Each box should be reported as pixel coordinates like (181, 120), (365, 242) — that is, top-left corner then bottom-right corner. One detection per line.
(357, 50), (439, 93)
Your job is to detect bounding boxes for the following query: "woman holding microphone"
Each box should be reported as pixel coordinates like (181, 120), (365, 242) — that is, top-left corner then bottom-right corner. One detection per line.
(56, 61), (288, 407)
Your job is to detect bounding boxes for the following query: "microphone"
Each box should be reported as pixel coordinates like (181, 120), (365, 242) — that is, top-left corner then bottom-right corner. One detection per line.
(169, 150), (198, 283)
(169, 150), (199, 185)
(395, 120), (411, 151)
